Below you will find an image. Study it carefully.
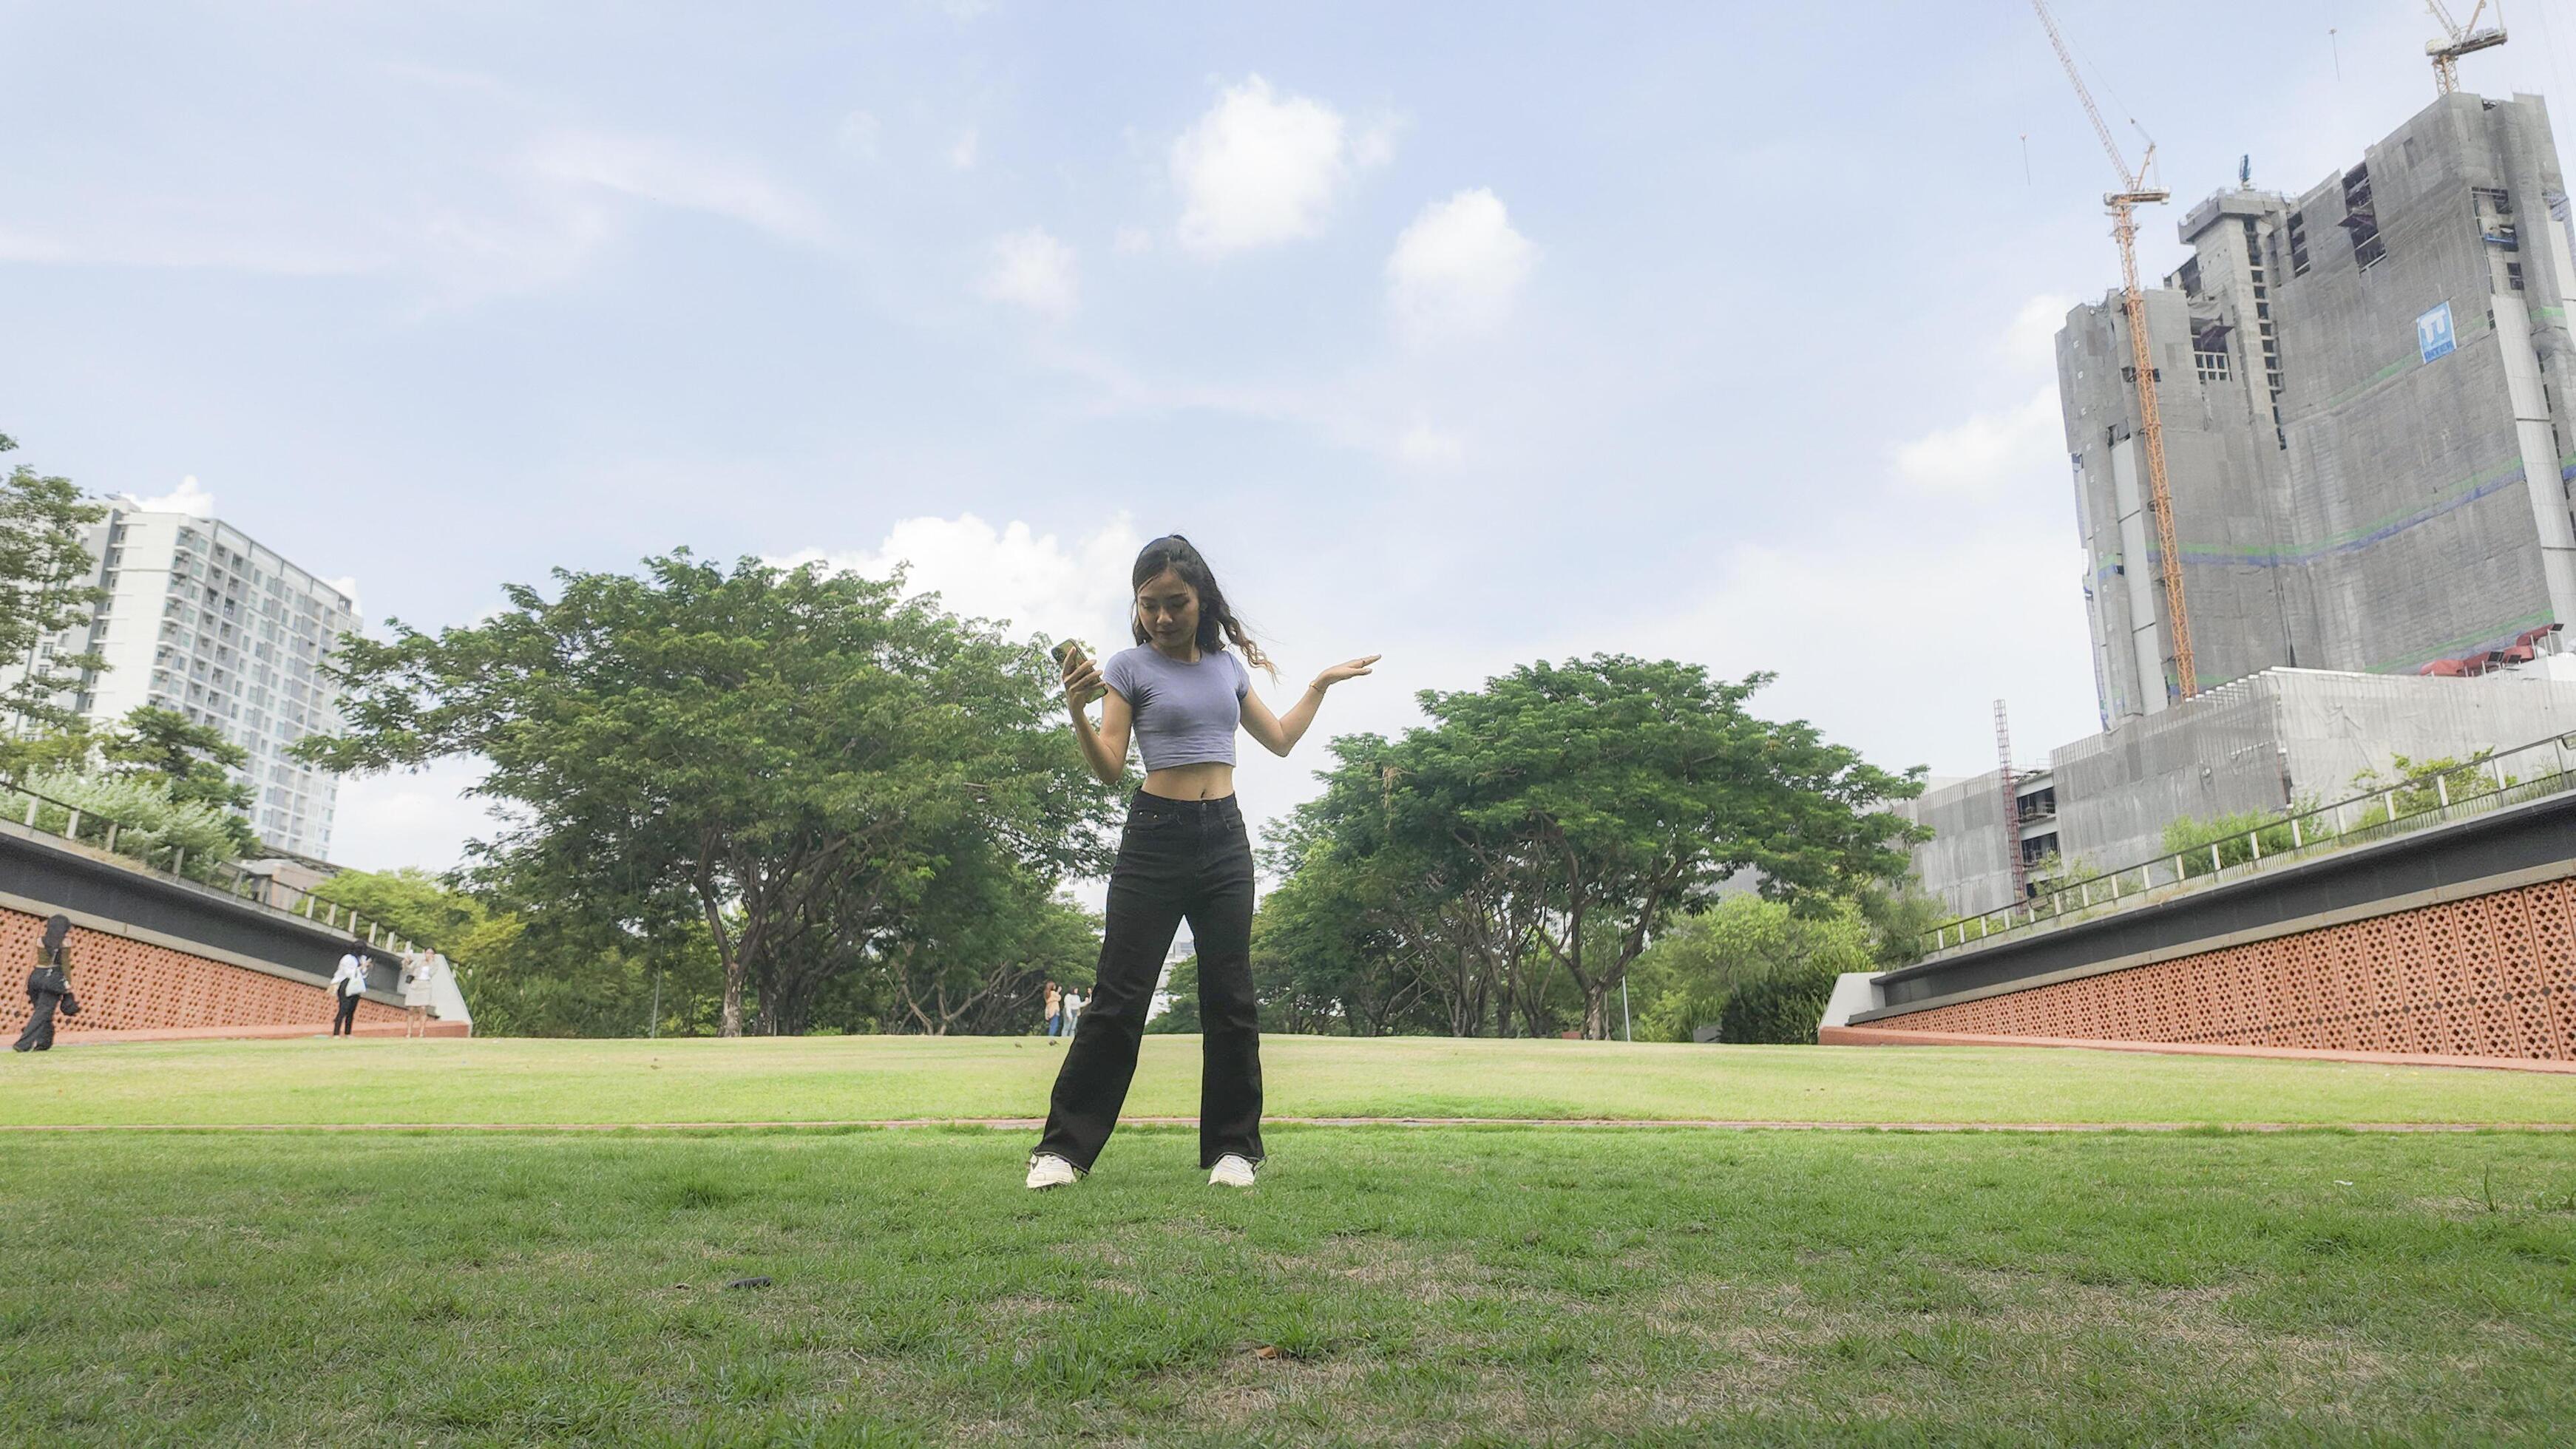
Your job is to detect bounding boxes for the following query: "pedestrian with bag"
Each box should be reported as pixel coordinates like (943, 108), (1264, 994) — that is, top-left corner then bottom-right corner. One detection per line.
(13, 914), (81, 1053)
(328, 949), (367, 1036)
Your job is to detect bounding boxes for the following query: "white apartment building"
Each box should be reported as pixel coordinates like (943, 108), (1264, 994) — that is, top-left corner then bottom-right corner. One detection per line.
(12, 503), (359, 858)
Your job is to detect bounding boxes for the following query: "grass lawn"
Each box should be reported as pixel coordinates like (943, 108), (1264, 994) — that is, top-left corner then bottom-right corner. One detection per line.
(6, 1034), (2575, 1127)
(6, 1126), (2575, 1445)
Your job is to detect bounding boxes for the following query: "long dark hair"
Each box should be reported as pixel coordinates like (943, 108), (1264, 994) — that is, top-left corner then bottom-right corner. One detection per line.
(1130, 535), (1274, 675)
(41, 914), (70, 960)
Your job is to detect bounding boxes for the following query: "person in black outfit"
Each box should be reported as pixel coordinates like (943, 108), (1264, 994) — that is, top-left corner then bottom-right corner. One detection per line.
(329, 949), (366, 1036)
(15, 914), (81, 1053)
(1028, 535), (1377, 1190)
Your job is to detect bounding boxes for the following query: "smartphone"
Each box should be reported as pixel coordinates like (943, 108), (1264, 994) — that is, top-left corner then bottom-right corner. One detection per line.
(1052, 639), (1103, 705)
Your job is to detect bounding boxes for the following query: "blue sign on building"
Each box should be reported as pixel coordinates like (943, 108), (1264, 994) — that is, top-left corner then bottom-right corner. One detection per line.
(2418, 301), (2457, 363)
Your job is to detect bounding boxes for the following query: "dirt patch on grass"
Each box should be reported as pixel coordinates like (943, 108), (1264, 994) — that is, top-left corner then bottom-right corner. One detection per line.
(1306, 1238), (1501, 1306)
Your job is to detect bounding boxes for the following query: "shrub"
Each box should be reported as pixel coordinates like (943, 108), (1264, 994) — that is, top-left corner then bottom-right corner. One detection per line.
(2, 769), (245, 880)
(1718, 963), (1842, 1045)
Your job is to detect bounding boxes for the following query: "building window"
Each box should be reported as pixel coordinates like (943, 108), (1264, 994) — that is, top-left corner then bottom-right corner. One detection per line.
(2342, 163), (2384, 269)
(2288, 211), (2311, 275)
(2509, 261), (2526, 291)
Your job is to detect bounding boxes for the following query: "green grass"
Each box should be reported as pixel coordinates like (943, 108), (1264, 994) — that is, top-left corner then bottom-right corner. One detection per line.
(7, 1034), (2574, 1127)
(9, 1039), (2572, 1442)
(6, 1127), (2575, 1445)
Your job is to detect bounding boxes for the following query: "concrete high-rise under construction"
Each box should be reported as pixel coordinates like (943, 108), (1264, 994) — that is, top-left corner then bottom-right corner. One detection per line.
(1901, 85), (2576, 922)
(2059, 89), (2576, 723)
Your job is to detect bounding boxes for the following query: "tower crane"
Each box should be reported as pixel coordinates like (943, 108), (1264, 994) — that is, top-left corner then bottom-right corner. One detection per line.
(2030, 0), (2196, 699)
(2425, 2), (2507, 95)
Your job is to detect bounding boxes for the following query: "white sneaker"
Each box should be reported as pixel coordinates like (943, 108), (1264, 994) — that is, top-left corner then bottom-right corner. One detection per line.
(1207, 1154), (1258, 1188)
(1026, 1153), (1079, 1190)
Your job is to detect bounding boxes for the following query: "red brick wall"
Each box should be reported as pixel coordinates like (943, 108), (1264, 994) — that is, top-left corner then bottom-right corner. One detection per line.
(0, 905), (403, 1038)
(1878, 877), (2576, 1062)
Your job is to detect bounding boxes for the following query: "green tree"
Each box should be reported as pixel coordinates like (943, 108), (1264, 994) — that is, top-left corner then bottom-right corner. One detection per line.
(311, 866), (726, 1038)
(1374, 656), (1924, 1038)
(2, 768), (245, 879)
(1145, 956), (1201, 1034)
(867, 846), (1099, 1036)
(0, 432), (109, 750)
(101, 705), (259, 850)
(296, 552), (1115, 1036)
(1628, 895), (1876, 1044)
(104, 705), (253, 808)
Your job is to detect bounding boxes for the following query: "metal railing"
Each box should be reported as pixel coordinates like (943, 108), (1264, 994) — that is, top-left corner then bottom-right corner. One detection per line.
(0, 772), (422, 957)
(1919, 729), (2576, 957)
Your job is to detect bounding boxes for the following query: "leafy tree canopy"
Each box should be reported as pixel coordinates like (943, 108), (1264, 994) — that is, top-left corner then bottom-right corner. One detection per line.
(0, 432), (109, 745)
(296, 551), (1115, 1036)
(103, 705), (258, 849)
(1266, 656), (1926, 1039)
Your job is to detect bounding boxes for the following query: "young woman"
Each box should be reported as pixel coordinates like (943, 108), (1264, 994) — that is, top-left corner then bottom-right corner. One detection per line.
(1028, 535), (1377, 1190)
(14, 914), (81, 1053)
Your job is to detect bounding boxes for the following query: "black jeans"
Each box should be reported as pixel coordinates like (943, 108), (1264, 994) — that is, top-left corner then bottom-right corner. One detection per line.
(1039, 792), (1261, 1171)
(13, 993), (61, 1050)
(333, 988), (360, 1035)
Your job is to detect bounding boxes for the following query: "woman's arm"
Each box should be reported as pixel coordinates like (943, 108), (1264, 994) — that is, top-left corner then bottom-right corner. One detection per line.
(1063, 651), (1133, 785)
(1240, 654), (1381, 758)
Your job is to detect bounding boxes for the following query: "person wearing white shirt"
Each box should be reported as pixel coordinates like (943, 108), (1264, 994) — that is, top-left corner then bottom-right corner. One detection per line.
(328, 951), (367, 1036)
(398, 951), (436, 1038)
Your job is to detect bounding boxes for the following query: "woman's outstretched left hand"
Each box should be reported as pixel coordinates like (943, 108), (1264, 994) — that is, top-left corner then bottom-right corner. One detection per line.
(1312, 655), (1381, 690)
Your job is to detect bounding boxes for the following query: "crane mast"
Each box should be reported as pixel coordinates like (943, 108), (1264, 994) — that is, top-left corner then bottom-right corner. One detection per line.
(2031, 0), (2196, 701)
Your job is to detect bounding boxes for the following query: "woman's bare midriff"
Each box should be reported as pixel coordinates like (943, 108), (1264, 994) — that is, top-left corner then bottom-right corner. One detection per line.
(1140, 763), (1235, 801)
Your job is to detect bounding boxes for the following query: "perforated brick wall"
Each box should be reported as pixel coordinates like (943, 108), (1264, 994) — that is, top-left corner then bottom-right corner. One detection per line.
(1879, 878), (2576, 1062)
(0, 904), (401, 1038)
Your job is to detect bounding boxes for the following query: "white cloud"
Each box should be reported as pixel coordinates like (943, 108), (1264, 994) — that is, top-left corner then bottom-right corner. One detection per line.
(2004, 293), (2075, 370)
(979, 228), (1079, 319)
(835, 110), (881, 161)
(528, 131), (828, 244)
(773, 512), (1145, 651)
(1891, 386), (2061, 500)
(1112, 225), (1153, 255)
(0, 227), (384, 276)
(1385, 189), (1538, 344)
(949, 128), (980, 170)
(1397, 421), (1466, 466)
(327, 758), (498, 873)
(123, 474), (215, 516)
(1543, 520), (2098, 781)
(1171, 75), (1379, 254)
(1890, 292), (2077, 500)
(1352, 115), (1401, 169)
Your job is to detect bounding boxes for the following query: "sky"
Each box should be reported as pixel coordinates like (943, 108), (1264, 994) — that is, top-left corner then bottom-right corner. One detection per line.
(7, 0), (2576, 875)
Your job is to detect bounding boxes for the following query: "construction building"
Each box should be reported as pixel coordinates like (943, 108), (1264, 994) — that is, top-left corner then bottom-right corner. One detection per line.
(1906, 662), (2576, 917)
(1911, 84), (2576, 920)
(2061, 90), (2576, 722)
(1, 500), (359, 858)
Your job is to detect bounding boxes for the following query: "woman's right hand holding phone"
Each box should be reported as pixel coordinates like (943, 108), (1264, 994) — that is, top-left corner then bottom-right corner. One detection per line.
(1060, 646), (1105, 710)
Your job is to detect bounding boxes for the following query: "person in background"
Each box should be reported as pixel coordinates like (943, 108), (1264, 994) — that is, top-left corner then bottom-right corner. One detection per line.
(1063, 988), (1085, 1033)
(328, 949), (367, 1036)
(399, 950), (435, 1038)
(13, 914), (81, 1053)
(1043, 979), (1064, 1039)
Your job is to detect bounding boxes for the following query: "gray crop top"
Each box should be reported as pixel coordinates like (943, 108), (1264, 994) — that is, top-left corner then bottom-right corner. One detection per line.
(1102, 645), (1250, 770)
